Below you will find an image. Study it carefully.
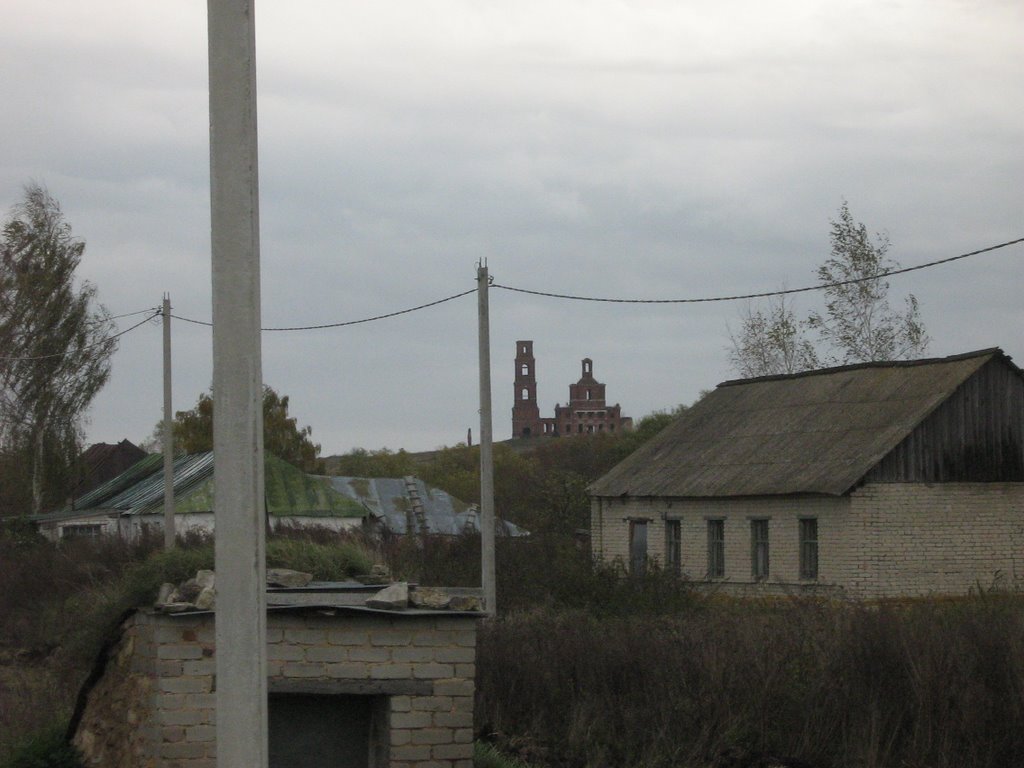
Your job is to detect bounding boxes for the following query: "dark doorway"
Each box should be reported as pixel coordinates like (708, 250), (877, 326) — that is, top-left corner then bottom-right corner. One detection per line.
(269, 693), (373, 768)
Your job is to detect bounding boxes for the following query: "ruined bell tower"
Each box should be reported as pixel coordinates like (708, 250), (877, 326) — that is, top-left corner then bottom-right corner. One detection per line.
(513, 341), (632, 439)
(512, 340), (541, 438)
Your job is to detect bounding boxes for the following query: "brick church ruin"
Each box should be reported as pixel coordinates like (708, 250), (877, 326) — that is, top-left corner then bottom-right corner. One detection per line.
(512, 340), (632, 439)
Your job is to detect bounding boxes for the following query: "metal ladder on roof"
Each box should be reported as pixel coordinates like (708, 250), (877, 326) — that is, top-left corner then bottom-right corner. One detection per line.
(403, 476), (428, 535)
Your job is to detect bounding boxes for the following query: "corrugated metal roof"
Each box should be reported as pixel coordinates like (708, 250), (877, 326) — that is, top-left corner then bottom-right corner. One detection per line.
(105, 452), (215, 513)
(328, 476), (528, 537)
(47, 452), (365, 519)
(589, 348), (1011, 499)
(67, 453), (165, 511)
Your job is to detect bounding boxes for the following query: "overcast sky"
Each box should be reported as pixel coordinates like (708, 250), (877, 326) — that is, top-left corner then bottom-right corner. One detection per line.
(2, 1), (1021, 455)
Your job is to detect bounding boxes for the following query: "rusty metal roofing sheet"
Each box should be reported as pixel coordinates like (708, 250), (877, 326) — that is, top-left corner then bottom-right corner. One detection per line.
(328, 476), (527, 537)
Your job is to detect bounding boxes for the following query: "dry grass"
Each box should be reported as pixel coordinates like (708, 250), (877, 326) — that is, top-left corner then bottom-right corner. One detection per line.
(477, 596), (1024, 768)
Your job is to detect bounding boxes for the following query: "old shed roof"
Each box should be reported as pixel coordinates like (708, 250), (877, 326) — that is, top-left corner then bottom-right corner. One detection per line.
(589, 348), (1013, 499)
(327, 476), (528, 537)
(47, 452), (364, 519)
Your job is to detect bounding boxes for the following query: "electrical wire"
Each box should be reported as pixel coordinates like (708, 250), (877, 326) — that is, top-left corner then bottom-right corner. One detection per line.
(169, 287), (478, 331)
(492, 236), (1024, 304)
(110, 307), (161, 320)
(3, 236), (1019, 355)
(0, 309), (161, 362)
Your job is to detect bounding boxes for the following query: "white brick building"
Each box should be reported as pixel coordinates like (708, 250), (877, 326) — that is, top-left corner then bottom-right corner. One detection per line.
(589, 348), (1024, 598)
(71, 605), (479, 768)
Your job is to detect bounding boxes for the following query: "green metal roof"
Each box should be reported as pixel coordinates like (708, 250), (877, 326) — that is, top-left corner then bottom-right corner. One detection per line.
(46, 452), (365, 519)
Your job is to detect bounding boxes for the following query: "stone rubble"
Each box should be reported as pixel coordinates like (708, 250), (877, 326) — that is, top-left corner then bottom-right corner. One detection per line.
(154, 569), (483, 613)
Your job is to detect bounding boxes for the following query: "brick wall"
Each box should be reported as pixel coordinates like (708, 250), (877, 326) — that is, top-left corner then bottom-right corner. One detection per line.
(592, 495), (846, 594)
(591, 483), (1024, 598)
(73, 609), (478, 768)
(840, 483), (1024, 598)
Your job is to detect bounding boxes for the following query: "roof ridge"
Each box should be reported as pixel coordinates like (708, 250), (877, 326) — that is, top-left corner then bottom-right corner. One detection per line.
(718, 347), (1005, 388)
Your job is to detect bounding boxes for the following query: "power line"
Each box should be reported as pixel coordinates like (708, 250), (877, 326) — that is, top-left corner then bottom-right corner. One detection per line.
(110, 307), (161, 320)
(170, 287), (478, 331)
(0, 309), (161, 362)
(492, 236), (1024, 304)
(4, 236), (1018, 357)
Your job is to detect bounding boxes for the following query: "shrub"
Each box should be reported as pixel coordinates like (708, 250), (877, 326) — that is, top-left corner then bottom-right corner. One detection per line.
(474, 741), (534, 768)
(476, 597), (1024, 768)
(266, 537), (373, 580)
(0, 724), (82, 768)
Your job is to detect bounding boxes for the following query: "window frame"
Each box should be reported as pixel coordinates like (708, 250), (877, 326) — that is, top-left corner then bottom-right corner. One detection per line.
(665, 519), (682, 576)
(61, 523), (104, 539)
(706, 518), (725, 579)
(628, 518), (649, 575)
(750, 518), (770, 580)
(799, 517), (819, 580)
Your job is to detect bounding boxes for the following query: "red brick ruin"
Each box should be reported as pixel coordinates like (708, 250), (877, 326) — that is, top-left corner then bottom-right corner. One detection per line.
(511, 340), (632, 439)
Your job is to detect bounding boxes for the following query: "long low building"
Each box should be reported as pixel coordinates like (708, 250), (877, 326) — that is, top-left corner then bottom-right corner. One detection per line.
(33, 452), (365, 541)
(589, 348), (1024, 599)
(34, 453), (526, 541)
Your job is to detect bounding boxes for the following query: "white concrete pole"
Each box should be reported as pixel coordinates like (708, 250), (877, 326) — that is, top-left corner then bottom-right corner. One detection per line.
(207, 1), (268, 766)
(162, 294), (175, 550)
(478, 264), (497, 615)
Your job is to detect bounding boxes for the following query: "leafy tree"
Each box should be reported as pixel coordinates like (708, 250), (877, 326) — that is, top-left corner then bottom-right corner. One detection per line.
(0, 185), (116, 515)
(807, 201), (929, 364)
(728, 202), (929, 377)
(728, 295), (819, 377)
(326, 447), (416, 478)
(161, 386), (324, 473)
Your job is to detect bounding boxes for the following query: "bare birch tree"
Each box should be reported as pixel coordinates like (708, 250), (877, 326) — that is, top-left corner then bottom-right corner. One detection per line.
(807, 201), (929, 365)
(728, 202), (929, 377)
(728, 294), (819, 378)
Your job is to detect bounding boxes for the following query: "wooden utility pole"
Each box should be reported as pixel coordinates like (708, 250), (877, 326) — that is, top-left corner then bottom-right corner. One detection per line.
(208, 1), (268, 766)
(162, 294), (175, 549)
(477, 263), (496, 615)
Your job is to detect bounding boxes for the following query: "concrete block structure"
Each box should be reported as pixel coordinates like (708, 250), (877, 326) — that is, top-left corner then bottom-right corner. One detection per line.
(590, 349), (1024, 598)
(512, 340), (632, 439)
(71, 606), (478, 768)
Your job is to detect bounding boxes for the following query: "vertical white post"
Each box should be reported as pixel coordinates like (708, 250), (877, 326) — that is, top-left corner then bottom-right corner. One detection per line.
(162, 294), (175, 550)
(478, 263), (496, 615)
(208, 1), (268, 766)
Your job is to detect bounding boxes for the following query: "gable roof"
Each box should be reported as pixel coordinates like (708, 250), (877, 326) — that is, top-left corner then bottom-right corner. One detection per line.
(589, 348), (1018, 499)
(74, 439), (148, 495)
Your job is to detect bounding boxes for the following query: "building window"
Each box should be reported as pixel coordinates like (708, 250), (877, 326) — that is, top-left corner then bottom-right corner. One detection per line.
(799, 518), (818, 580)
(629, 520), (648, 574)
(62, 523), (104, 539)
(665, 520), (681, 576)
(521, 363), (529, 376)
(751, 519), (769, 579)
(707, 519), (724, 578)
(521, 388), (529, 401)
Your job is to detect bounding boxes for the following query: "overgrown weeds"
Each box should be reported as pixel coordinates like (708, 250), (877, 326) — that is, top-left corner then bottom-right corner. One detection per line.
(477, 597), (1024, 768)
(5, 523), (1024, 768)
(0, 526), (375, 763)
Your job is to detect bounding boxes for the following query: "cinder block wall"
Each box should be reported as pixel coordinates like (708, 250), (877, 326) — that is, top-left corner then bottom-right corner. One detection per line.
(841, 483), (1024, 598)
(591, 495), (846, 591)
(73, 610), (477, 768)
(592, 483), (1024, 598)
